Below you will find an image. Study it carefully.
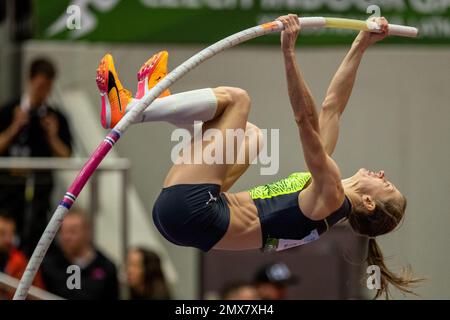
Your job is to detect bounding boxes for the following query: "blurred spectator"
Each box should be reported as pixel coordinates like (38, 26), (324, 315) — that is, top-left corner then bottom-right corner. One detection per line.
(0, 210), (44, 299)
(41, 208), (119, 300)
(0, 57), (73, 256)
(253, 262), (298, 300)
(126, 247), (171, 300)
(221, 281), (259, 300)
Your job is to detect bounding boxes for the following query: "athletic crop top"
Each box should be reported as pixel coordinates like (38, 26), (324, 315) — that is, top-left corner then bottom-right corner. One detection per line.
(247, 172), (351, 252)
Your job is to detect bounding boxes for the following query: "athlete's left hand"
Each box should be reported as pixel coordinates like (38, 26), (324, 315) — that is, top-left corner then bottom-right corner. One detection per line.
(278, 14), (301, 53)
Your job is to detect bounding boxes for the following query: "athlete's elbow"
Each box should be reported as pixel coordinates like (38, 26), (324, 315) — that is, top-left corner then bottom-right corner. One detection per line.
(321, 99), (343, 118)
(294, 113), (313, 128)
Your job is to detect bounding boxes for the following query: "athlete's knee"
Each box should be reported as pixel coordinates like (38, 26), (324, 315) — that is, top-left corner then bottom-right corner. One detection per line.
(228, 87), (251, 106)
(213, 87), (232, 108)
(214, 87), (251, 112)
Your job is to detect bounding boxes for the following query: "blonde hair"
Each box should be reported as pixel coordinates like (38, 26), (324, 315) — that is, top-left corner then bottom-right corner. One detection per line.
(348, 196), (422, 299)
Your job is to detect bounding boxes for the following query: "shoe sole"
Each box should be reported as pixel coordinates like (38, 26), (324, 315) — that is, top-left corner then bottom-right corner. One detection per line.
(136, 51), (169, 99)
(137, 52), (164, 83)
(96, 55), (113, 128)
(96, 55), (110, 94)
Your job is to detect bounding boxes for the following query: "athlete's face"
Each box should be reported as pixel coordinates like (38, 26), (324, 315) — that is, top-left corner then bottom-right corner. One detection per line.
(353, 168), (403, 205)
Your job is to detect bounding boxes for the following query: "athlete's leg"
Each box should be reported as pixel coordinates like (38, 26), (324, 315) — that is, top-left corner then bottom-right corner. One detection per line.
(163, 86), (251, 188)
(132, 88), (220, 128)
(221, 122), (264, 192)
(96, 54), (257, 189)
(97, 52), (220, 129)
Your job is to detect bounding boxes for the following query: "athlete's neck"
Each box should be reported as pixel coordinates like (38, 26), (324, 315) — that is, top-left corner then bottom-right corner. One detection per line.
(342, 178), (361, 210)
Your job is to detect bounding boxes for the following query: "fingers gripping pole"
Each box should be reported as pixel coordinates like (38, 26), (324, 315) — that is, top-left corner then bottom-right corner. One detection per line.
(14, 16), (418, 300)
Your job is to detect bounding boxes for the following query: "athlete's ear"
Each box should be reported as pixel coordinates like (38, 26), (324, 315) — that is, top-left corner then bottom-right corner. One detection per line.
(362, 195), (376, 213)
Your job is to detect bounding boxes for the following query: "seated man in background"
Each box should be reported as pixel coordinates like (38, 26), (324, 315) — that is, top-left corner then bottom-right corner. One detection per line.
(41, 208), (119, 300)
(0, 57), (73, 256)
(253, 263), (298, 300)
(221, 281), (259, 300)
(0, 210), (44, 299)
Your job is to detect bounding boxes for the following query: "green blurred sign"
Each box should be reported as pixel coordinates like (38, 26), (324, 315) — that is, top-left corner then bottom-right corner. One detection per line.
(35, 0), (450, 45)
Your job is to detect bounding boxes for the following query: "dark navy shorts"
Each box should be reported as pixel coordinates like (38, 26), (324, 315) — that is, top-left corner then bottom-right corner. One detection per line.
(152, 184), (230, 252)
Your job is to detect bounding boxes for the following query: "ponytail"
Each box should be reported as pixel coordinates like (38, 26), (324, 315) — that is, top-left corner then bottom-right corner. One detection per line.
(367, 238), (422, 299)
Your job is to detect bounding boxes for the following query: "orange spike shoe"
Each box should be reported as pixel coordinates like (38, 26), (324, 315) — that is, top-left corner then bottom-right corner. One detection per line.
(96, 54), (133, 129)
(136, 50), (171, 99)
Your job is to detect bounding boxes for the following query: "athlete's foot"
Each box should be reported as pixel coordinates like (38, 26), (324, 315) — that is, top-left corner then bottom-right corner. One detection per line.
(136, 50), (171, 99)
(96, 53), (133, 129)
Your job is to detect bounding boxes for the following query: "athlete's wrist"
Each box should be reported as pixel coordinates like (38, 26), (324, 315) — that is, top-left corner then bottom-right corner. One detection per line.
(352, 36), (370, 52)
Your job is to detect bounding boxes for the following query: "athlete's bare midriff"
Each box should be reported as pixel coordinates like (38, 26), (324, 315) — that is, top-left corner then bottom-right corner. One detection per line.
(213, 191), (263, 250)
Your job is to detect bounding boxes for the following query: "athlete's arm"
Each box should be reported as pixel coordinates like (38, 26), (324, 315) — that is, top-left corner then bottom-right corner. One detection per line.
(319, 17), (389, 156)
(278, 14), (344, 220)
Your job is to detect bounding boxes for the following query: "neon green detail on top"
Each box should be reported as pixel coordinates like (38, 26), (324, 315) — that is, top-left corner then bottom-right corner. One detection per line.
(248, 172), (312, 199)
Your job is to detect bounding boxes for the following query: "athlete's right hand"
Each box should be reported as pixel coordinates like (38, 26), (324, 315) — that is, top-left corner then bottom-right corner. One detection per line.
(356, 16), (389, 48)
(277, 14), (300, 54)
